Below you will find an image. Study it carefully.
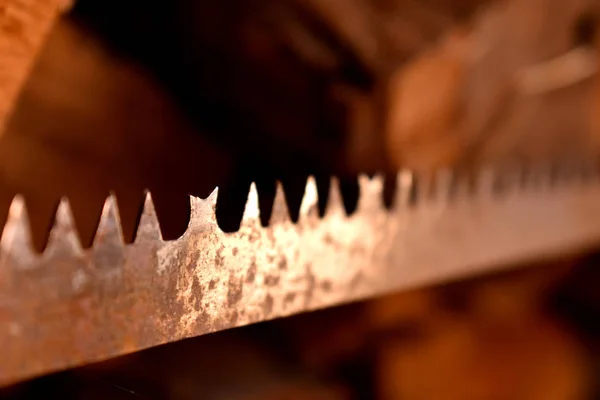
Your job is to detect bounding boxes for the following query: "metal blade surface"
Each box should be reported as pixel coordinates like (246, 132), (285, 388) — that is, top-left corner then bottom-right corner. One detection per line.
(2, 166), (600, 385)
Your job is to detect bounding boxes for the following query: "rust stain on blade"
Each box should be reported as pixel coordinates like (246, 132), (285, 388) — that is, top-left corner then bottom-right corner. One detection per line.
(2, 169), (600, 386)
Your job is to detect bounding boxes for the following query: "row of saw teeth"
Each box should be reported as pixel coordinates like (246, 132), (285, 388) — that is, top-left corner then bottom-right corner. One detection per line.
(0, 163), (599, 254)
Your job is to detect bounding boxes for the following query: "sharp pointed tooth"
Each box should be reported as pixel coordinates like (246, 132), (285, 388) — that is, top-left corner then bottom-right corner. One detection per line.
(476, 167), (497, 198)
(432, 169), (453, 202)
(522, 163), (550, 190)
(449, 172), (473, 200)
(395, 170), (416, 208)
(188, 188), (218, 233)
(357, 174), (384, 211)
(559, 159), (588, 185)
(92, 194), (126, 273)
(241, 183), (260, 225)
(94, 195), (124, 244)
(0, 196), (36, 266)
(44, 198), (89, 298)
(206, 187), (219, 207)
(135, 191), (162, 242)
(299, 176), (319, 221)
(45, 197), (82, 256)
(492, 166), (520, 195)
(269, 182), (292, 225)
(581, 158), (599, 182)
(325, 177), (344, 217)
(190, 187), (219, 221)
(518, 164), (532, 189)
(552, 161), (578, 186)
(92, 194), (125, 271)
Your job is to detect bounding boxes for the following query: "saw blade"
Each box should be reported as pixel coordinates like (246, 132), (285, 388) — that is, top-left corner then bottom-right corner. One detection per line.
(2, 165), (600, 386)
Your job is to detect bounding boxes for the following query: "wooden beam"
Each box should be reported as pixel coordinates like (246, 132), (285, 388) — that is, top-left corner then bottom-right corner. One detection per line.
(0, 0), (70, 134)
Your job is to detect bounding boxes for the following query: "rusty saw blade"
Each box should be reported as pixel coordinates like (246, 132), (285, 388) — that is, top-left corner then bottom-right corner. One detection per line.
(3, 165), (600, 386)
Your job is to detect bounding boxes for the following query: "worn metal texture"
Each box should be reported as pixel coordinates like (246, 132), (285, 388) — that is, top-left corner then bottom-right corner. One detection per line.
(2, 166), (600, 386)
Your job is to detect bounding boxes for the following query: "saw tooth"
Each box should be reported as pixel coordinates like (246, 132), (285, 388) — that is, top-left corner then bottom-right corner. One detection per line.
(582, 158), (600, 180)
(582, 160), (600, 183)
(92, 194), (125, 272)
(546, 156), (597, 186)
(444, 172), (470, 201)
(42, 198), (90, 300)
(269, 181), (292, 225)
(552, 160), (577, 185)
(299, 176), (320, 222)
(548, 161), (563, 187)
(537, 165), (553, 189)
(45, 197), (83, 257)
(135, 191), (162, 242)
(509, 165), (526, 193)
(0, 196), (37, 268)
(449, 170), (472, 201)
(409, 172), (421, 206)
(394, 170), (417, 209)
(431, 169), (454, 203)
(476, 167), (497, 198)
(521, 163), (550, 191)
(206, 186), (219, 208)
(518, 164), (532, 189)
(324, 177), (344, 217)
(188, 188), (218, 233)
(93, 195), (124, 246)
(241, 182), (261, 226)
(489, 166), (517, 196)
(567, 158), (596, 184)
(357, 174), (384, 212)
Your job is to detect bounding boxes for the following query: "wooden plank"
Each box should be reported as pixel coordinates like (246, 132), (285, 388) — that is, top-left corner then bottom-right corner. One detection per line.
(0, 0), (69, 134)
